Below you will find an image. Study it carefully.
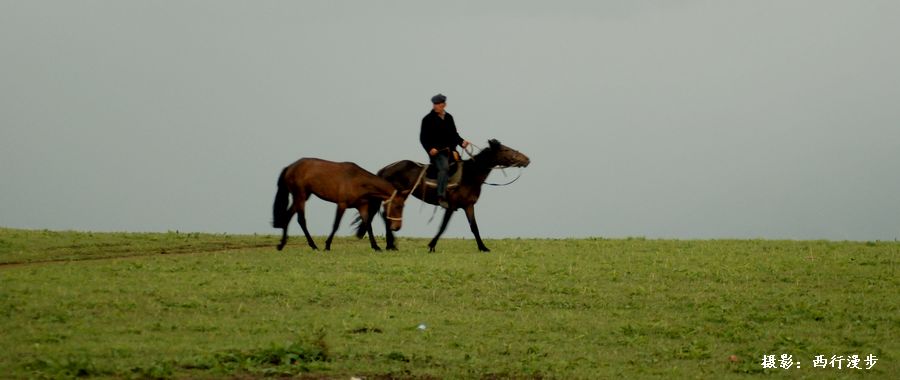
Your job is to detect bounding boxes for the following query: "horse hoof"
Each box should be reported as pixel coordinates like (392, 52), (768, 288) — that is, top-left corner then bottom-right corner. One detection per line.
(479, 247), (491, 252)
(276, 245), (284, 251)
(386, 246), (398, 251)
(373, 247), (382, 252)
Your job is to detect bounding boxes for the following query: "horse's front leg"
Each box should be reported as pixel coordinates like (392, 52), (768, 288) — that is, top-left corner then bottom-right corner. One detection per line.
(358, 205), (381, 251)
(428, 208), (454, 252)
(325, 205), (346, 251)
(464, 205), (490, 252)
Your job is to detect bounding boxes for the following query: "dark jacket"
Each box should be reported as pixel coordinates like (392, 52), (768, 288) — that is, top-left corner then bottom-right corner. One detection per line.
(420, 111), (463, 154)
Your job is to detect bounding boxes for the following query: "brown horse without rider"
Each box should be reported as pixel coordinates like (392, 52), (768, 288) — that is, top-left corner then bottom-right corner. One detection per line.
(272, 158), (405, 251)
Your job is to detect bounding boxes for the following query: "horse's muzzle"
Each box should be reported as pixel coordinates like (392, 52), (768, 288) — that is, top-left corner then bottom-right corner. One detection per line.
(518, 154), (531, 167)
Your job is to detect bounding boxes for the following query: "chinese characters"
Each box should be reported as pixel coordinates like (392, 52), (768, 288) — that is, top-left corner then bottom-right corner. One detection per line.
(762, 354), (878, 370)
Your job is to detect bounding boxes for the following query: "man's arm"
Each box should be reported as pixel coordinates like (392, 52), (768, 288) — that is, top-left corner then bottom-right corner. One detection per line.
(447, 114), (468, 148)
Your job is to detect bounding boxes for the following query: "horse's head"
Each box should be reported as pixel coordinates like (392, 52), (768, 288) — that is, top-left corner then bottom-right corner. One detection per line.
(481, 139), (531, 168)
(382, 190), (407, 231)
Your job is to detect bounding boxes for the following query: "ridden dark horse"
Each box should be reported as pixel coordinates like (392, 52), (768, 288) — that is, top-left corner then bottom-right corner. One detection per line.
(356, 139), (530, 252)
(272, 158), (405, 251)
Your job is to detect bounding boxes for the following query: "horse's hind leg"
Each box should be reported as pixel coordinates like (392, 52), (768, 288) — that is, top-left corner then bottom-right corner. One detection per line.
(277, 201), (297, 250)
(325, 205), (346, 251)
(294, 196), (318, 250)
(277, 225), (289, 250)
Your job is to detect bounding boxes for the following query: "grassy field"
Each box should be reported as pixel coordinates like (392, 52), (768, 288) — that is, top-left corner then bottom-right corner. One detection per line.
(0, 228), (897, 379)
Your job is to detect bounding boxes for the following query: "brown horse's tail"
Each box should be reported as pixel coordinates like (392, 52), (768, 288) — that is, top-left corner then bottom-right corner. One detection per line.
(272, 167), (291, 229)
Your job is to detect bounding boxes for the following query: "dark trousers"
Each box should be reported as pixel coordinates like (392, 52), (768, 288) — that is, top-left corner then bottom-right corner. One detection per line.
(430, 152), (451, 198)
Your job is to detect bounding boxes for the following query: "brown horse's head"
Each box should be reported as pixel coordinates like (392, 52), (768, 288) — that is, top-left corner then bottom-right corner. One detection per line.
(382, 190), (406, 231)
(485, 139), (531, 168)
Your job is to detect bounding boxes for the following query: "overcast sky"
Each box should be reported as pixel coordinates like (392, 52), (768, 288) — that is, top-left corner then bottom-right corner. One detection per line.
(2, 1), (898, 241)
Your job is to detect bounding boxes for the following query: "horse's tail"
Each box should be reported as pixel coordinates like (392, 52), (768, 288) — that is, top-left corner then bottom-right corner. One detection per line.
(272, 167), (291, 228)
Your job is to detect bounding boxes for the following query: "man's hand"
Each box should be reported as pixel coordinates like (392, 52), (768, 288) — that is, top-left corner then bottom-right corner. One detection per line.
(429, 148), (438, 156)
(461, 140), (470, 148)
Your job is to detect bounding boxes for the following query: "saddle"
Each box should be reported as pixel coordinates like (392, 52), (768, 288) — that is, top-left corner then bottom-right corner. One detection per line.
(422, 161), (464, 189)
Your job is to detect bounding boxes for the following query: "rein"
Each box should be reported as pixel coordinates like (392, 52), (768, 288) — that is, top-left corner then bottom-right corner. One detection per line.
(483, 167), (524, 186)
(462, 144), (478, 161)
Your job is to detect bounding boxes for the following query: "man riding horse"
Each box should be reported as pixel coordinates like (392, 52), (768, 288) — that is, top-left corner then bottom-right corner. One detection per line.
(420, 93), (470, 208)
(351, 93), (531, 252)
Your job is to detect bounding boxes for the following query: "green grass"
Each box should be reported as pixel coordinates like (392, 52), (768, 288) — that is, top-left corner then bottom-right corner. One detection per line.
(0, 228), (897, 379)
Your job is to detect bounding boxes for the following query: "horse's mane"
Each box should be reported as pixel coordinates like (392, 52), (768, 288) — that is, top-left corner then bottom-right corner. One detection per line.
(469, 140), (498, 165)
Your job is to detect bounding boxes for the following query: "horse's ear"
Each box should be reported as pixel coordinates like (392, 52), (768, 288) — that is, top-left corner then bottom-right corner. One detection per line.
(488, 139), (500, 148)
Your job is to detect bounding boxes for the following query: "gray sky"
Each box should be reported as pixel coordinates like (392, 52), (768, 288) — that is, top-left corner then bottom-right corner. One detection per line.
(2, 1), (899, 241)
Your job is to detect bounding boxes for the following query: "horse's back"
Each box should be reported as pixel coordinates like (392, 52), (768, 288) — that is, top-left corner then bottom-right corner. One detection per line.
(377, 160), (427, 190)
(377, 160), (425, 177)
(283, 157), (388, 202)
(286, 157), (372, 179)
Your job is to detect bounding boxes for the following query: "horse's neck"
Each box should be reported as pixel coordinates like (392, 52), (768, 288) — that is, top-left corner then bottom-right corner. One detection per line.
(462, 155), (495, 185)
(370, 178), (395, 199)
